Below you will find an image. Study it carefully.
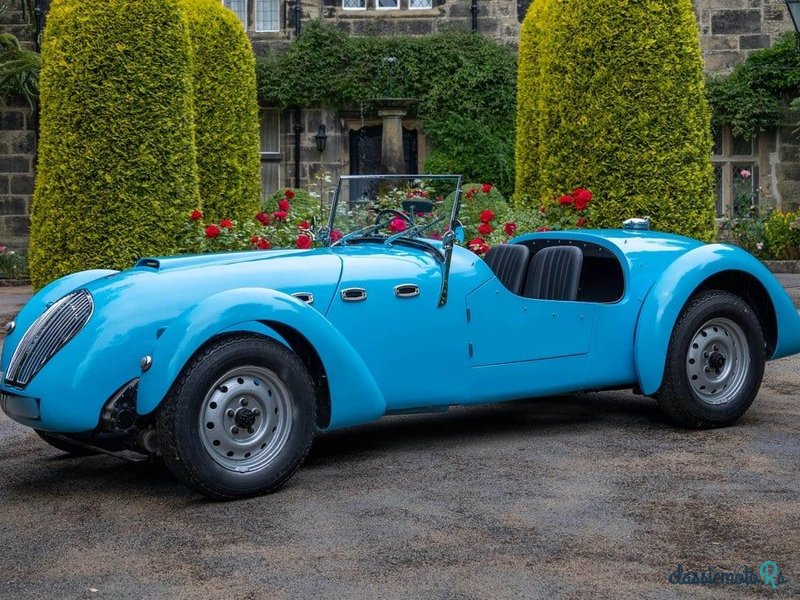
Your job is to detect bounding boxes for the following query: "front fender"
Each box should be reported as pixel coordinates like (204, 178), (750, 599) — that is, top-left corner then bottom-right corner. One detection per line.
(137, 288), (386, 430)
(634, 244), (800, 395)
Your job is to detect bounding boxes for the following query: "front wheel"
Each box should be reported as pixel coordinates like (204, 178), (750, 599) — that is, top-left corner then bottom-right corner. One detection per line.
(656, 290), (766, 429)
(157, 335), (316, 499)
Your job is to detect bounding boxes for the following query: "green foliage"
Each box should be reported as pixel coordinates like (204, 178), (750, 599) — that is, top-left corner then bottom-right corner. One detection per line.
(256, 22), (517, 196)
(707, 34), (800, 139)
(764, 210), (800, 260)
(29, 0), (200, 288)
(515, 0), (716, 241)
(181, 0), (261, 223)
(0, 246), (27, 279)
(0, 32), (40, 109)
(263, 187), (321, 219)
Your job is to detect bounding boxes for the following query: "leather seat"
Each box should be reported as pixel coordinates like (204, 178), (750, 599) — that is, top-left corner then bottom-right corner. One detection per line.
(483, 244), (530, 295)
(524, 246), (583, 301)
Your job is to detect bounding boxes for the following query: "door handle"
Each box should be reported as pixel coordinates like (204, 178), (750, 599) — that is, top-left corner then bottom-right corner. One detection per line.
(341, 288), (367, 302)
(394, 284), (420, 298)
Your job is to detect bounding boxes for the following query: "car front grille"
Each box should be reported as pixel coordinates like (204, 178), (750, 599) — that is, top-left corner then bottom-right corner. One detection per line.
(4, 290), (93, 388)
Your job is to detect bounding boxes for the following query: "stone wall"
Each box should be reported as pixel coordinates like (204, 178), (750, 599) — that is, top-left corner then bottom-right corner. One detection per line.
(0, 5), (36, 251)
(695, 0), (794, 73)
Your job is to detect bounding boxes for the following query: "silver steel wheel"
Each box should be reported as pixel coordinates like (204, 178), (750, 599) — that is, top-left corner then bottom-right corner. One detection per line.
(686, 317), (751, 406)
(199, 366), (294, 473)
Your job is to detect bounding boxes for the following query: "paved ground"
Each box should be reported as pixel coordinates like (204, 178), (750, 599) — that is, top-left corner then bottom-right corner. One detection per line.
(0, 281), (798, 598)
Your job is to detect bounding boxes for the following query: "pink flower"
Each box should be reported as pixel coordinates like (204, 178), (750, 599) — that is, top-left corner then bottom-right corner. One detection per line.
(389, 218), (408, 233)
(740, 169), (752, 179)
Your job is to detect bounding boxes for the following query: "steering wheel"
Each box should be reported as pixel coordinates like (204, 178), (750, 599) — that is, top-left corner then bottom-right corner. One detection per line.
(374, 209), (412, 229)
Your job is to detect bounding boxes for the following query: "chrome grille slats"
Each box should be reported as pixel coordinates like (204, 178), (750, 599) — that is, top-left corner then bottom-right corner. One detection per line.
(5, 290), (93, 388)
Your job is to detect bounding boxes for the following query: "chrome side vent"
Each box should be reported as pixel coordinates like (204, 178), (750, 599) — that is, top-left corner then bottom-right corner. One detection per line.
(5, 290), (93, 388)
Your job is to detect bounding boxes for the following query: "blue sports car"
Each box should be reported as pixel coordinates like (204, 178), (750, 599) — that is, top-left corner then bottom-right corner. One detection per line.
(2, 175), (800, 499)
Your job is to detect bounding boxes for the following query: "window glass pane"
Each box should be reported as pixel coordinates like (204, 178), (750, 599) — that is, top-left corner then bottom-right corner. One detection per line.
(222, 0), (247, 26)
(261, 162), (281, 199)
(260, 108), (280, 153)
(732, 134), (755, 156)
(712, 126), (723, 156)
(732, 164), (757, 215)
(409, 0), (433, 7)
(377, 0), (399, 8)
(256, 0), (279, 32)
(714, 165), (724, 217)
(343, 0), (366, 8)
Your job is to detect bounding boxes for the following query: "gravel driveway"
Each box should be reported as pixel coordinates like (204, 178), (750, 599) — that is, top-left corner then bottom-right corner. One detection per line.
(1, 280), (799, 598)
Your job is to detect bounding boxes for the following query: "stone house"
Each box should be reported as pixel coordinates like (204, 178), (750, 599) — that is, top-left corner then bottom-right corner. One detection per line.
(0, 0), (797, 252)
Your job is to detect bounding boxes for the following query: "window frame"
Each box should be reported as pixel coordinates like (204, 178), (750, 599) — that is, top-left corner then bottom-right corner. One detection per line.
(254, 0), (280, 32)
(342, 0), (368, 10)
(259, 107), (283, 198)
(408, 0), (434, 9)
(221, 0), (248, 27)
(711, 125), (759, 219)
(375, 0), (400, 10)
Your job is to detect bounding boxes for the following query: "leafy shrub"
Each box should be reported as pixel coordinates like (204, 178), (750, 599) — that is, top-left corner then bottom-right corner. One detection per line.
(764, 211), (800, 260)
(262, 188), (321, 220)
(181, 0), (260, 223)
(256, 23), (517, 196)
(29, 0), (199, 288)
(0, 244), (27, 279)
(0, 32), (40, 109)
(515, 0), (716, 241)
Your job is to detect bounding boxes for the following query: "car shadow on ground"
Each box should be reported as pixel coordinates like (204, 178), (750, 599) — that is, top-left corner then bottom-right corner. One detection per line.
(1, 391), (664, 500)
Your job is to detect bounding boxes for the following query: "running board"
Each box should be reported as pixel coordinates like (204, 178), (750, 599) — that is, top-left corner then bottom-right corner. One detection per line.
(46, 434), (150, 463)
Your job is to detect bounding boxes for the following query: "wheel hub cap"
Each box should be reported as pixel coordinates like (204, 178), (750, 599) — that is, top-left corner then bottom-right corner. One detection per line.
(685, 317), (750, 406)
(199, 366), (294, 472)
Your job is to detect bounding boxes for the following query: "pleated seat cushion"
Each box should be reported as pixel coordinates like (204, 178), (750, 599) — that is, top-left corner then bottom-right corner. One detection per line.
(524, 246), (583, 301)
(483, 244), (530, 295)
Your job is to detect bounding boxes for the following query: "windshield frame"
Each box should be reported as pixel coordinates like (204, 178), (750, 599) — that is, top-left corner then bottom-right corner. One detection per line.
(322, 174), (463, 247)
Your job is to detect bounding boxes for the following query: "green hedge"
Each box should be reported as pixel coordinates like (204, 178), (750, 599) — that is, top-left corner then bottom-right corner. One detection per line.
(257, 23), (517, 196)
(515, 0), (716, 241)
(29, 0), (199, 287)
(181, 0), (260, 222)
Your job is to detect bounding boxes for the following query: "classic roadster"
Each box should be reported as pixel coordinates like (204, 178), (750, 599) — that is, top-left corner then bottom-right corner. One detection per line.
(2, 175), (800, 499)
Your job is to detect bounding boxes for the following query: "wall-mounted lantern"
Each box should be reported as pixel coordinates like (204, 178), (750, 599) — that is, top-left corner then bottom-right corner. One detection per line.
(315, 125), (328, 154)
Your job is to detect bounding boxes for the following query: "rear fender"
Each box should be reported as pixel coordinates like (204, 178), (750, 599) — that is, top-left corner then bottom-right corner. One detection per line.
(136, 288), (386, 430)
(634, 244), (800, 395)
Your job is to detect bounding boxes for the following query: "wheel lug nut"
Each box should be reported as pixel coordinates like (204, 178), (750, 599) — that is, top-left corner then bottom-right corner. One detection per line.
(241, 399), (248, 406)
(227, 409), (235, 417)
(252, 409), (261, 416)
(231, 427), (239, 434)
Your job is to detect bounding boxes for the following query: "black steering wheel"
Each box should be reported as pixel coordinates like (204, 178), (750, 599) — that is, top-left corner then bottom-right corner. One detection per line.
(374, 208), (412, 229)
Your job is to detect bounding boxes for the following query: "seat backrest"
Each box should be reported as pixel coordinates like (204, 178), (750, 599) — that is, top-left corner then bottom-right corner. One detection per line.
(483, 244), (530, 295)
(524, 245), (583, 301)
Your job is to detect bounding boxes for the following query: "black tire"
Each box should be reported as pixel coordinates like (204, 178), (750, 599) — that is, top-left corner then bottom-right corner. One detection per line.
(35, 430), (99, 456)
(156, 335), (316, 500)
(656, 290), (765, 429)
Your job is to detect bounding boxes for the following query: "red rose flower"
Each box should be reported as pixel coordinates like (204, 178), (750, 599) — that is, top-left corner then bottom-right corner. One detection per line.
(389, 218), (408, 233)
(273, 210), (288, 221)
(278, 199), (291, 212)
(205, 224), (221, 239)
(478, 222), (493, 235)
(558, 194), (574, 205)
(298, 220), (311, 230)
(576, 217), (588, 227)
(572, 188), (592, 211)
(256, 212), (271, 226)
(256, 237), (271, 250)
(465, 188), (477, 200)
(504, 222), (518, 236)
(330, 230), (343, 242)
(284, 189), (295, 200)
(479, 209), (495, 223)
(220, 218), (234, 229)
(536, 226), (552, 232)
(468, 237), (490, 256)
(250, 235), (260, 244)
(482, 183), (492, 194)
(296, 235), (312, 249)
(190, 209), (203, 221)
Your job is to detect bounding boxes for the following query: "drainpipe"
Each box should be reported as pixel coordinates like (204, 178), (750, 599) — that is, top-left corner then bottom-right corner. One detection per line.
(471, 0), (478, 33)
(291, 2), (302, 187)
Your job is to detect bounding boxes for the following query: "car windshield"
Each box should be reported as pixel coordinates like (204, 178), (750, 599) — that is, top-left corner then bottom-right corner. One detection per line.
(322, 175), (462, 246)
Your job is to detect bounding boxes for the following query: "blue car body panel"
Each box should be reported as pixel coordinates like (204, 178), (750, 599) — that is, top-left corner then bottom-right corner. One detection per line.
(2, 228), (800, 434)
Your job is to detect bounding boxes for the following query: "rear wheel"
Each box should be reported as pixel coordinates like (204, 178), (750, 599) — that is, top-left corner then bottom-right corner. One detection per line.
(656, 290), (765, 429)
(157, 335), (316, 499)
